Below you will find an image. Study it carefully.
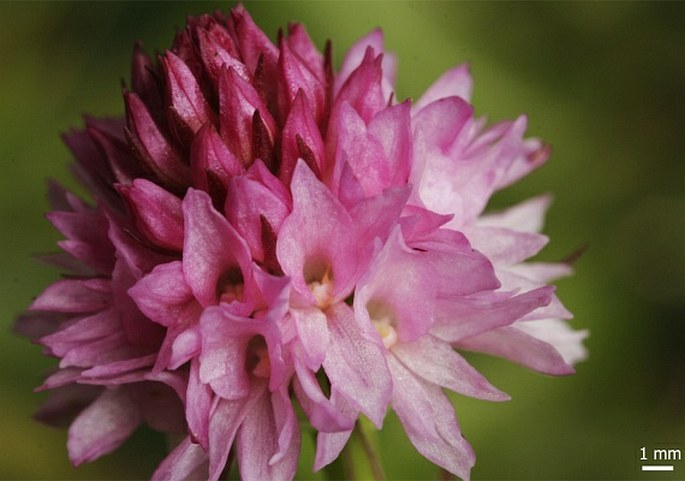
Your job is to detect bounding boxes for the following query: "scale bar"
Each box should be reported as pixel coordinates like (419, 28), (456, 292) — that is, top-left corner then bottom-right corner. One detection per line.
(642, 465), (674, 471)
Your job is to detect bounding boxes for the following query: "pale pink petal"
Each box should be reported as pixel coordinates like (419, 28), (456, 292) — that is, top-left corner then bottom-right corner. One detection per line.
(291, 307), (331, 370)
(152, 436), (209, 481)
(236, 387), (300, 481)
(208, 392), (256, 481)
(39, 309), (119, 357)
(225, 161), (291, 264)
(277, 160), (361, 302)
(391, 335), (509, 401)
(30, 278), (110, 313)
(182, 188), (253, 309)
(348, 185), (410, 249)
(128, 261), (194, 327)
(34, 384), (101, 427)
(355, 226), (437, 342)
(335, 29), (395, 100)
(186, 358), (213, 449)
(516, 318), (589, 366)
(293, 358), (355, 433)
(414, 63), (473, 111)
(387, 354), (475, 481)
(457, 326), (575, 375)
(508, 262), (573, 284)
(313, 389), (355, 470)
(431, 286), (554, 343)
(322, 303), (391, 428)
(464, 226), (549, 267)
(477, 195), (552, 233)
(67, 388), (141, 466)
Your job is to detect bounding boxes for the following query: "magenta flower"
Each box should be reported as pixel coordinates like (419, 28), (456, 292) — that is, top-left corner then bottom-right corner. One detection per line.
(18, 5), (586, 481)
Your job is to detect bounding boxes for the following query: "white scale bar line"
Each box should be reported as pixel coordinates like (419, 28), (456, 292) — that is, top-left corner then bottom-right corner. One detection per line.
(642, 465), (674, 471)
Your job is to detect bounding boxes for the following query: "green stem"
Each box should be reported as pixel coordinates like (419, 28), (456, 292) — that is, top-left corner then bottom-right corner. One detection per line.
(354, 418), (386, 481)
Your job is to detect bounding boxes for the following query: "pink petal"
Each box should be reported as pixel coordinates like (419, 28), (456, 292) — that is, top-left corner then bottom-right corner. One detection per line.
(457, 326), (575, 375)
(198, 27), (250, 90)
(292, 358), (355, 433)
(189, 122), (244, 207)
(464, 226), (549, 267)
(508, 262), (573, 284)
(313, 388), (356, 470)
(128, 261), (194, 327)
(86, 119), (145, 185)
(322, 303), (391, 428)
(124, 91), (189, 191)
(348, 185), (410, 250)
(515, 318), (589, 366)
(199, 302), (288, 399)
(291, 307), (330, 370)
(119, 179), (184, 251)
(47, 208), (114, 275)
(225, 161), (291, 264)
(387, 354), (475, 481)
(477, 195), (552, 233)
(276, 161), (361, 303)
(39, 309), (119, 357)
(59, 331), (149, 369)
(219, 67), (276, 167)
(186, 358), (213, 449)
(199, 313), (250, 400)
(369, 100), (412, 187)
(355, 226), (438, 342)
(286, 23), (324, 83)
(330, 102), (395, 198)
(431, 286), (554, 343)
(413, 63), (473, 111)
(231, 5), (279, 83)
(34, 384), (101, 428)
(335, 29), (395, 101)
(279, 39), (325, 123)
(409, 96), (474, 217)
(391, 335), (509, 401)
(80, 354), (157, 381)
(162, 50), (214, 137)
(208, 381), (265, 481)
(235, 387), (300, 481)
(67, 388), (142, 466)
(110, 257), (165, 350)
(413, 229), (501, 298)
(13, 310), (71, 341)
(182, 188), (252, 308)
(331, 47), (385, 126)
(30, 278), (110, 313)
(495, 270), (573, 321)
(152, 435), (209, 481)
(280, 89), (325, 185)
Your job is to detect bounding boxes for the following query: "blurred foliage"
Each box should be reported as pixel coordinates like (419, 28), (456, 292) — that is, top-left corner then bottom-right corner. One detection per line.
(1, 1), (683, 480)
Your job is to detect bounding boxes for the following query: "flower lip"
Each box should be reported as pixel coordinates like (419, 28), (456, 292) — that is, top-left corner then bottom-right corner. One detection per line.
(304, 258), (334, 309)
(215, 266), (245, 303)
(246, 335), (271, 379)
(366, 299), (401, 349)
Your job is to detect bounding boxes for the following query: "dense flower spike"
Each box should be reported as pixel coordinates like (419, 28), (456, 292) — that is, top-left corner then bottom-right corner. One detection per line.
(18, 5), (587, 480)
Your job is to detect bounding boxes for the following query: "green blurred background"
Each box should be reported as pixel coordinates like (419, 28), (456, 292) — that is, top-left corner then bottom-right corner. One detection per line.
(1, 1), (683, 479)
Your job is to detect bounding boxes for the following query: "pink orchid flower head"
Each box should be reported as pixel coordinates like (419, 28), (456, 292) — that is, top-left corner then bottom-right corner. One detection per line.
(17, 4), (586, 481)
